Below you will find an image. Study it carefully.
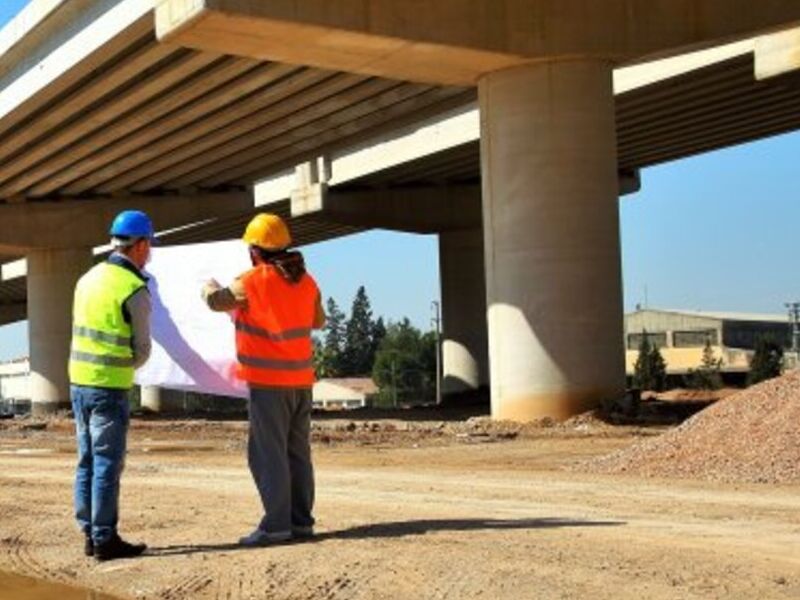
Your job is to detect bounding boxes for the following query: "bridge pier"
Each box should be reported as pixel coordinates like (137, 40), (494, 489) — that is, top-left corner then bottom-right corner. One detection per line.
(140, 385), (185, 414)
(479, 60), (626, 421)
(27, 247), (93, 415)
(439, 229), (488, 398)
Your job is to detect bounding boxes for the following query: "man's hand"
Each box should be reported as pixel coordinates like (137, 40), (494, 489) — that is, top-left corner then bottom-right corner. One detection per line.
(202, 277), (247, 312)
(201, 278), (222, 300)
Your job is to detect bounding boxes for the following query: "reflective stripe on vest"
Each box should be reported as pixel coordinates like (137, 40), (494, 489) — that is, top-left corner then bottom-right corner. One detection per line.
(69, 262), (146, 389)
(72, 325), (132, 347)
(70, 351), (136, 368)
(235, 264), (318, 388)
(237, 355), (315, 371)
(235, 322), (311, 342)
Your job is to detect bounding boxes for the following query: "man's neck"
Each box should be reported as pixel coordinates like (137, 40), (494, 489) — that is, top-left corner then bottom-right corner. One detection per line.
(113, 251), (137, 267)
(109, 251), (147, 280)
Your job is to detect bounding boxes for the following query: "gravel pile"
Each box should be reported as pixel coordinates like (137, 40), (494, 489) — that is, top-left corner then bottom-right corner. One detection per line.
(584, 370), (800, 484)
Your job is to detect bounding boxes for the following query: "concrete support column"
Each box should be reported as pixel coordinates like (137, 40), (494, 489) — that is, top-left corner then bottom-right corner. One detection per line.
(439, 229), (488, 395)
(140, 386), (185, 414)
(27, 247), (93, 415)
(479, 59), (626, 421)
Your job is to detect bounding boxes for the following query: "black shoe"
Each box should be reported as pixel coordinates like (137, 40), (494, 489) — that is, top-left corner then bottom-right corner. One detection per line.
(292, 525), (315, 539)
(84, 535), (94, 557)
(94, 534), (147, 562)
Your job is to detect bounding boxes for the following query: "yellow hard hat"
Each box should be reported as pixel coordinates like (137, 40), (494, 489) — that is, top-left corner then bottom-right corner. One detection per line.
(242, 213), (292, 250)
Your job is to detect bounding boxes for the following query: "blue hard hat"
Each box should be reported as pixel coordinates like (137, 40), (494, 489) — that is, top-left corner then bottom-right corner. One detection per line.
(109, 210), (155, 240)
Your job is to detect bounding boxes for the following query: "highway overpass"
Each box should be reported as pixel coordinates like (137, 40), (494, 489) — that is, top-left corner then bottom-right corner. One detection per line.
(1, 0), (800, 419)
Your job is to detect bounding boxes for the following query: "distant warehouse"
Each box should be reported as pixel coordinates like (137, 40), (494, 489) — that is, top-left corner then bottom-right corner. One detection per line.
(625, 309), (793, 379)
(0, 357), (30, 414)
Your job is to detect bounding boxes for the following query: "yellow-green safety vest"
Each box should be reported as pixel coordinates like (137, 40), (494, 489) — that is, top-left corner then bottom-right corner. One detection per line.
(69, 262), (147, 389)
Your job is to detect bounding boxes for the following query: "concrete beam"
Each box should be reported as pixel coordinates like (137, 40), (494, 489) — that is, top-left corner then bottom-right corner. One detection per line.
(0, 192), (254, 253)
(0, 0), (64, 60)
(256, 103), (480, 206)
(156, 0), (800, 85)
(0, 0), (153, 139)
(290, 165), (640, 234)
(756, 26), (800, 81)
(294, 185), (482, 234)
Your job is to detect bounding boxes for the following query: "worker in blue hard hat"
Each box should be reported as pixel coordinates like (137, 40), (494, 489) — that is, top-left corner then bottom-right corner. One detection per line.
(68, 210), (156, 561)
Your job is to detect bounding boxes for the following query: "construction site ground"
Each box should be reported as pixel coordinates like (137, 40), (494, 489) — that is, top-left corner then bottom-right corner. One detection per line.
(0, 406), (798, 600)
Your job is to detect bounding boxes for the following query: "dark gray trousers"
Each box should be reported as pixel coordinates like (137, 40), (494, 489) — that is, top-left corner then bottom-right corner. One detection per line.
(247, 387), (315, 535)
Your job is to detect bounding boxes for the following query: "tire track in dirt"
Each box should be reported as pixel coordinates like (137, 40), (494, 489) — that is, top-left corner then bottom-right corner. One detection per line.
(301, 555), (381, 600)
(307, 576), (354, 600)
(159, 572), (215, 599)
(0, 531), (68, 583)
(209, 554), (371, 600)
(213, 561), (284, 600)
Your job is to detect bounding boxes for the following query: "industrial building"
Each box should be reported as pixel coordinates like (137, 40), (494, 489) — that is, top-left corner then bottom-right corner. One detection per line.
(625, 309), (793, 376)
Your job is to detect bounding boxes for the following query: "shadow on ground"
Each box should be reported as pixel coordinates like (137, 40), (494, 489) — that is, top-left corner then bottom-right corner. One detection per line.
(145, 517), (625, 558)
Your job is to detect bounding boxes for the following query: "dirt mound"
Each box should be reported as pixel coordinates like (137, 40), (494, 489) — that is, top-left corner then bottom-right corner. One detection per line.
(584, 370), (800, 484)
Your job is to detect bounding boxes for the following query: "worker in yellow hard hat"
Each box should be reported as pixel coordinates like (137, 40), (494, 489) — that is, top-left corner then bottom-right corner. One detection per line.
(202, 213), (325, 546)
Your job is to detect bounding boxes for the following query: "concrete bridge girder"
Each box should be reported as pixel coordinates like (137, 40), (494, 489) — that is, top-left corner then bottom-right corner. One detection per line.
(156, 0), (800, 86)
(0, 192), (254, 253)
(291, 185), (482, 234)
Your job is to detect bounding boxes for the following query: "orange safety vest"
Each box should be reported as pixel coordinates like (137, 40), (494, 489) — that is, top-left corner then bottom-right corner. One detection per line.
(234, 263), (319, 388)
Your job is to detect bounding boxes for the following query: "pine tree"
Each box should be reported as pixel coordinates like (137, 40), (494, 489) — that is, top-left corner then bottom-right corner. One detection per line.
(686, 339), (723, 390)
(648, 344), (668, 392)
(341, 286), (375, 376)
(747, 335), (783, 386)
(633, 331), (667, 391)
(317, 298), (346, 377)
(370, 317), (387, 363)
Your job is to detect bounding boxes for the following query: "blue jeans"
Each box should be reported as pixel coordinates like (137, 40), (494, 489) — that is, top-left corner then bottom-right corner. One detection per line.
(71, 385), (130, 545)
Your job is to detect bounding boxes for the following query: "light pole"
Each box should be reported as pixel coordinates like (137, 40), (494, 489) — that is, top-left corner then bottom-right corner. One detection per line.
(431, 300), (442, 406)
(785, 302), (800, 367)
(391, 356), (398, 408)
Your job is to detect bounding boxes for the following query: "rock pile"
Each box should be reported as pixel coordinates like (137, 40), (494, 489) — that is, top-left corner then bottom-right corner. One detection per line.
(585, 370), (800, 484)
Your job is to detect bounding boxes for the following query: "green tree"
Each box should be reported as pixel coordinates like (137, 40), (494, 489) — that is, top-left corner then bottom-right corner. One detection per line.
(370, 317), (387, 361)
(341, 286), (375, 376)
(316, 298), (346, 378)
(633, 331), (667, 392)
(372, 319), (435, 406)
(747, 335), (783, 386)
(686, 339), (723, 390)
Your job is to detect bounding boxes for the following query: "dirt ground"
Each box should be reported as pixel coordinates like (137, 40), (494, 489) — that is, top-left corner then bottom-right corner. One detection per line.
(0, 414), (798, 600)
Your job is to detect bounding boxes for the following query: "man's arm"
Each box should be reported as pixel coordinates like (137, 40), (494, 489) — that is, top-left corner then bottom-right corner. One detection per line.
(313, 292), (326, 329)
(202, 277), (248, 312)
(126, 288), (152, 369)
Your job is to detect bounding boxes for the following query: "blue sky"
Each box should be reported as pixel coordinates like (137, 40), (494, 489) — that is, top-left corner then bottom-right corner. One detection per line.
(0, 0), (26, 24)
(2, 0), (800, 360)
